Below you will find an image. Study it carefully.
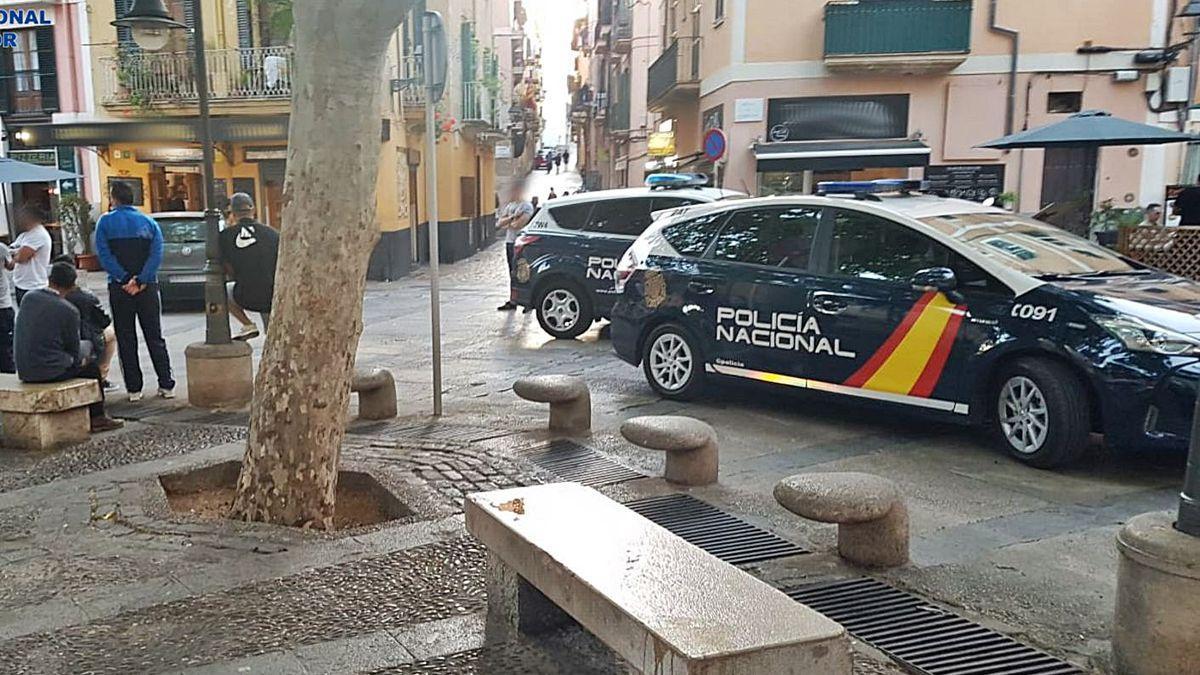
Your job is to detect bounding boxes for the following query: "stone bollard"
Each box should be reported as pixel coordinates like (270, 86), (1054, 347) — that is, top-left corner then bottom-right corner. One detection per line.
(1112, 511), (1200, 675)
(620, 415), (718, 486)
(774, 472), (909, 568)
(513, 375), (591, 434)
(350, 369), (398, 421)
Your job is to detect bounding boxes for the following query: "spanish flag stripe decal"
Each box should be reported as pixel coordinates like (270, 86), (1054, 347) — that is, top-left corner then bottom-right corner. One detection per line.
(843, 291), (936, 388)
(909, 305), (967, 398)
(860, 293), (959, 395)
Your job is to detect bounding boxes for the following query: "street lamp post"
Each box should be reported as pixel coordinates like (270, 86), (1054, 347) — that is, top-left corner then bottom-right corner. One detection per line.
(114, 0), (252, 408)
(1176, 0), (1200, 538)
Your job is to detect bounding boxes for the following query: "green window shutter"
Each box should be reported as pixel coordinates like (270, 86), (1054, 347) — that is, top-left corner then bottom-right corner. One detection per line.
(35, 26), (58, 112)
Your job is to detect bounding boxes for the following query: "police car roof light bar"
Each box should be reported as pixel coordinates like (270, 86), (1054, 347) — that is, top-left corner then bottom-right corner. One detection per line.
(816, 179), (923, 199)
(646, 173), (710, 190)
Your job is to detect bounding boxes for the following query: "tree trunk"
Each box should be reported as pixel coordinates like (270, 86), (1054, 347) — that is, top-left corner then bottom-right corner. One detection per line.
(232, 0), (415, 529)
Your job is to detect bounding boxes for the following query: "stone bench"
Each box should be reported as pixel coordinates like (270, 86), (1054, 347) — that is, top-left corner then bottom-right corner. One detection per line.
(467, 483), (851, 674)
(620, 415), (718, 486)
(0, 375), (102, 450)
(512, 375), (590, 434)
(350, 369), (397, 421)
(774, 472), (909, 568)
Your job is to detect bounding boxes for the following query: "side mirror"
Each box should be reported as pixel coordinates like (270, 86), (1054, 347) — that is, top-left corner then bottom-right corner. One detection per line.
(911, 267), (957, 293)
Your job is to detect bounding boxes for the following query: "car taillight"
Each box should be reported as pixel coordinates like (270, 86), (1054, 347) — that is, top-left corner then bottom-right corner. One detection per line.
(615, 248), (638, 294)
(513, 233), (541, 258)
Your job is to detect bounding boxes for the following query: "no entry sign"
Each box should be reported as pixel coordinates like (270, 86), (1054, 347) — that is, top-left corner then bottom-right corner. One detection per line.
(704, 128), (727, 163)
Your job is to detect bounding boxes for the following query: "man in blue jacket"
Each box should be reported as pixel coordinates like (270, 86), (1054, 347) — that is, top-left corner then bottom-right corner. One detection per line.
(95, 181), (175, 402)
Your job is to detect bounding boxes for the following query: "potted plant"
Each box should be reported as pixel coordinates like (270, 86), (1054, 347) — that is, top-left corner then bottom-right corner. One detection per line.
(55, 194), (101, 271)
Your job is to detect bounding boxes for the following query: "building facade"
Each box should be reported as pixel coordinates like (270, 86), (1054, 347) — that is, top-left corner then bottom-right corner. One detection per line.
(640, 0), (1193, 234)
(8, 0), (538, 278)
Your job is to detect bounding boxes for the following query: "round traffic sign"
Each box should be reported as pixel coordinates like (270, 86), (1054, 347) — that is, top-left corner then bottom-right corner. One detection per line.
(703, 128), (727, 163)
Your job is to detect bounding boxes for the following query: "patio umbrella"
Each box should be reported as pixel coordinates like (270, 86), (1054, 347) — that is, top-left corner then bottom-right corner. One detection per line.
(977, 110), (1195, 149)
(0, 157), (80, 235)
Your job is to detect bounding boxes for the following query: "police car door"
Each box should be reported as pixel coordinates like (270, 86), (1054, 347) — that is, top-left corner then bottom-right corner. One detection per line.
(706, 205), (823, 380)
(582, 198), (657, 307)
(806, 207), (970, 412)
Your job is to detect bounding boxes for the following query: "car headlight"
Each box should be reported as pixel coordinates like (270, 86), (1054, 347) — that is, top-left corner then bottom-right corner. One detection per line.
(1093, 314), (1200, 356)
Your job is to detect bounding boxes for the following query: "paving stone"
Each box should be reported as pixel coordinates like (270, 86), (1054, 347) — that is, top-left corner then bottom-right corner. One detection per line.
(371, 627), (630, 675)
(0, 538), (487, 674)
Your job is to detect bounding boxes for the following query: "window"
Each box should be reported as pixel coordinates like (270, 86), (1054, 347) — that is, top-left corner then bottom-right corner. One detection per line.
(158, 219), (207, 244)
(1047, 92), (1083, 114)
(767, 95), (909, 142)
(586, 198), (656, 236)
(662, 212), (728, 257)
(548, 202), (594, 230)
(830, 210), (950, 283)
(0, 27), (57, 115)
(650, 196), (698, 213)
(710, 207), (821, 270)
(714, 0), (726, 23)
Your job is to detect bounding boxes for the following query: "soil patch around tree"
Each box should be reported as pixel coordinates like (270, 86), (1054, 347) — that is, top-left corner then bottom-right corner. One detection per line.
(159, 461), (413, 530)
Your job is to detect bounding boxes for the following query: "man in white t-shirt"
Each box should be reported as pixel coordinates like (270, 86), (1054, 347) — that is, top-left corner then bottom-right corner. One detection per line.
(495, 180), (534, 311)
(7, 206), (53, 305)
(0, 240), (12, 373)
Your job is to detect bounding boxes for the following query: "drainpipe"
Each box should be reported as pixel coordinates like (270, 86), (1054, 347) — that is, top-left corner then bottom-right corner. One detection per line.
(989, 0), (1019, 137)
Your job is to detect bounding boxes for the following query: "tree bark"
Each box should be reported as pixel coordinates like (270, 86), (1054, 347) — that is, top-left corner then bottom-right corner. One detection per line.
(232, 0), (415, 529)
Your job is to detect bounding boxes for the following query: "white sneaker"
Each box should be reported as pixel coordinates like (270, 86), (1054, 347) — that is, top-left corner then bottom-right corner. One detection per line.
(158, 388), (176, 400)
(233, 323), (260, 341)
(128, 391), (144, 403)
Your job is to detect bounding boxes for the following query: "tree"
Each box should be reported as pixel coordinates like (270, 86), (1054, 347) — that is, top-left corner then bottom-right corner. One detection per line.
(231, 0), (417, 529)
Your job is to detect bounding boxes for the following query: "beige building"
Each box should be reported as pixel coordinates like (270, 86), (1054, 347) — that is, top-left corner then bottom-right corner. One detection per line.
(637, 0), (1195, 234)
(11, 0), (538, 278)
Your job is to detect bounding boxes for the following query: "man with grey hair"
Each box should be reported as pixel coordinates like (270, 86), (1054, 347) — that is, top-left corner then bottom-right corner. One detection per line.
(219, 193), (279, 335)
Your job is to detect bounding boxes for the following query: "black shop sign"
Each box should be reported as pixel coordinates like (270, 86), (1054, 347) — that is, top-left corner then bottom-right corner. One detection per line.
(924, 164), (1006, 203)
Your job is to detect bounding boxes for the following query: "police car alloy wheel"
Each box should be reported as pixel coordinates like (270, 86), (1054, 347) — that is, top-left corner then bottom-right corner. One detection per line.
(642, 324), (704, 399)
(992, 358), (1090, 468)
(535, 281), (593, 340)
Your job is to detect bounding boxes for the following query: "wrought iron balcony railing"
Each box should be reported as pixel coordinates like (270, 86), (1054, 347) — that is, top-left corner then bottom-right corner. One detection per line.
(100, 46), (294, 107)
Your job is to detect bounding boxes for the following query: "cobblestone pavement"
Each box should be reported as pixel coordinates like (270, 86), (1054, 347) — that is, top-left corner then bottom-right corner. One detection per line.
(0, 538), (486, 674)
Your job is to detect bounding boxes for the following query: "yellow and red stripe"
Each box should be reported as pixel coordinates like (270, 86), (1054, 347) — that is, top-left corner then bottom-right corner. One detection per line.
(843, 291), (966, 398)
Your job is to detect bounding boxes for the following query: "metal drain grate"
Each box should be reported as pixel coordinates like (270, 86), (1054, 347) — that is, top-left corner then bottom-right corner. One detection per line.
(526, 440), (645, 487)
(390, 423), (511, 443)
(626, 494), (806, 566)
(786, 578), (1084, 675)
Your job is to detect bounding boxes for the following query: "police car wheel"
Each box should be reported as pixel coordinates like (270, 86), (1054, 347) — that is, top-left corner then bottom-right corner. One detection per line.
(535, 281), (593, 340)
(642, 324), (704, 400)
(992, 358), (1090, 469)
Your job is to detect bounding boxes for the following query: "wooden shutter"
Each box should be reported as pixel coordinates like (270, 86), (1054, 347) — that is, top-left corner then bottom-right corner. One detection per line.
(35, 27), (58, 113)
(236, 0), (253, 49)
(181, 0), (196, 53)
(114, 0), (140, 54)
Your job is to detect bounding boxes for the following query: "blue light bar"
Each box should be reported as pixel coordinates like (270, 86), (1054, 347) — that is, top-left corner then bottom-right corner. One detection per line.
(646, 173), (709, 189)
(816, 179), (922, 195)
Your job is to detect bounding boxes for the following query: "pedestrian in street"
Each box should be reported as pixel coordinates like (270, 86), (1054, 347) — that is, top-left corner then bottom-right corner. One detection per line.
(8, 205), (53, 306)
(219, 193), (279, 334)
(547, 188), (558, 201)
(563, 149), (571, 168)
(531, 195), (540, 211)
(495, 181), (534, 311)
(0, 240), (13, 373)
(554, 153), (562, 174)
(15, 261), (123, 432)
(54, 255), (118, 390)
(1174, 175), (1200, 225)
(95, 180), (175, 402)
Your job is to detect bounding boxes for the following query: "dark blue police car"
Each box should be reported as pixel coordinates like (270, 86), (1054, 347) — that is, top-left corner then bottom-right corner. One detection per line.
(510, 175), (740, 338)
(610, 181), (1200, 468)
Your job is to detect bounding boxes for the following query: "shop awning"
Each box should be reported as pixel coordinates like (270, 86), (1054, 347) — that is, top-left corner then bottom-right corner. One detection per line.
(754, 139), (931, 172)
(10, 115), (291, 148)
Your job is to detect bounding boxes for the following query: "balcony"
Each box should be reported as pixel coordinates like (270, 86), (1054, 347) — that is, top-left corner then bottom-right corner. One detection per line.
(396, 54), (426, 114)
(100, 46), (294, 108)
(0, 69), (59, 119)
(647, 37), (700, 113)
(613, 1), (632, 54)
(824, 0), (971, 73)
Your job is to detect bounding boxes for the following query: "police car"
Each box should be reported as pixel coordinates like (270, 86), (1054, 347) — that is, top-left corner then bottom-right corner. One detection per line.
(610, 180), (1200, 468)
(510, 174), (742, 338)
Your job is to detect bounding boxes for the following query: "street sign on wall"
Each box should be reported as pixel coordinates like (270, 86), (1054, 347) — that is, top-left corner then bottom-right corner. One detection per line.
(648, 131), (676, 157)
(703, 128), (727, 163)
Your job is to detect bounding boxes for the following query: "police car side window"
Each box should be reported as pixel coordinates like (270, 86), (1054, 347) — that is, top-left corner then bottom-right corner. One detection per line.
(586, 198), (656, 237)
(830, 210), (950, 283)
(548, 202), (594, 231)
(710, 207), (821, 270)
(662, 213), (728, 257)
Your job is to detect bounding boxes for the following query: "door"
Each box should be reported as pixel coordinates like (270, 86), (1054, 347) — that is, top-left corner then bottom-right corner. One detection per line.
(807, 208), (970, 408)
(1040, 147), (1097, 237)
(581, 197), (657, 307)
(703, 205), (823, 380)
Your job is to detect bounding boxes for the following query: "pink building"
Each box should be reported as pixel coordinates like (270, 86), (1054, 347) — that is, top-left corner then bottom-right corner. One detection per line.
(644, 0), (1193, 234)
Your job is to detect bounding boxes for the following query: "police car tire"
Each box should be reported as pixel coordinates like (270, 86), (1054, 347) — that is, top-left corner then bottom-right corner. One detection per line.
(535, 280), (593, 340)
(642, 323), (705, 400)
(991, 358), (1090, 469)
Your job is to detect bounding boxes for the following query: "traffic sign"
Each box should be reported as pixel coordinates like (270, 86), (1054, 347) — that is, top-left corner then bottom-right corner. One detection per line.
(703, 128), (727, 163)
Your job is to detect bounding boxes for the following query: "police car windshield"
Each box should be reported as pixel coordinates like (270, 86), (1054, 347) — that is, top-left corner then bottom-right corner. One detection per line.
(917, 212), (1136, 277)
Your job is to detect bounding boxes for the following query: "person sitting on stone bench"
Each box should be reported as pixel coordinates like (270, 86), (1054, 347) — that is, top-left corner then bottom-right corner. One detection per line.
(15, 262), (123, 433)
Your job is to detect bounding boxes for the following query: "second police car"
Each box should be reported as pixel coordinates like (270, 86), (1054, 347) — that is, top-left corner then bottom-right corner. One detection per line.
(610, 180), (1200, 468)
(510, 175), (742, 338)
